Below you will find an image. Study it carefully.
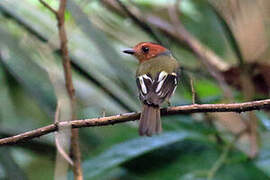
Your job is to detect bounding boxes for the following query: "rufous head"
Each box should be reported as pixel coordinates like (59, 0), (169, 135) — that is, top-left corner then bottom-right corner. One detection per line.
(123, 42), (170, 63)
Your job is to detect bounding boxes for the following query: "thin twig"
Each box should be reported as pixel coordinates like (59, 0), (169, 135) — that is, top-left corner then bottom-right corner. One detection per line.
(55, 136), (74, 165)
(0, 130), (55, 156)
(39, 0), (58, 15)
(54, 102), (61, 124)
(58, 0), (82, 178)
(39, 0), (82, 179)
(0, 99), (269, 146)
(54, 102), (74, 166)
(189, 75), (196, 104)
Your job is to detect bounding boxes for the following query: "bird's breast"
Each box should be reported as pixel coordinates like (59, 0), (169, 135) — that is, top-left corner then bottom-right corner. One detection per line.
(136, 55), (179, 78)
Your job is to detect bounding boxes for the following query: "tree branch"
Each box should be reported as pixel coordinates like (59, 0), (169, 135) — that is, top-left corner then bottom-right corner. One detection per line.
(39, 0), (82, 179)
(0, 99), (269, 146)
(58, 0), (83, 178)
(39, 0), (58, 15)
(0, 130), (55, 156)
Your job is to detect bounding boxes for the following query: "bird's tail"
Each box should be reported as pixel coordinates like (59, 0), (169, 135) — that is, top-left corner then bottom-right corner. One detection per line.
(139, 104), (162, 136)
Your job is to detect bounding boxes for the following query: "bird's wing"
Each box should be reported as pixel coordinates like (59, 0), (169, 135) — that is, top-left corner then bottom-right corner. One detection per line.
(136, 70), (179, 106)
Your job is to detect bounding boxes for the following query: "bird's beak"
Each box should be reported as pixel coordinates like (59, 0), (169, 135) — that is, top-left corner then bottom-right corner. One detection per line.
(123, 49), (135, 55)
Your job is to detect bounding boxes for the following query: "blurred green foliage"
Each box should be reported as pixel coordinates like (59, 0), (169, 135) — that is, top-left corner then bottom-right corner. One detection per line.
(0, 0), (270, 180)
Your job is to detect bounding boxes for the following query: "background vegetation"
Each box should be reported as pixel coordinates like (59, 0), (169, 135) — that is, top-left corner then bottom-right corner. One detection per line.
(0, 0), (270, 179)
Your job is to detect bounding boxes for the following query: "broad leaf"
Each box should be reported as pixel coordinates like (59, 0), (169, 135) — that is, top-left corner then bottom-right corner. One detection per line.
(81, 131), (204, 179)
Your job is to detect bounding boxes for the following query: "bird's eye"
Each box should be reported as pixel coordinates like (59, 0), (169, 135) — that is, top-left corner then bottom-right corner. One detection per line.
(141, 46), (149, 53)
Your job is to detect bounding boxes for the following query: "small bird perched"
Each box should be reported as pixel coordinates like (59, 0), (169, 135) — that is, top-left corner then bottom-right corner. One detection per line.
(123, 42), (180, 136)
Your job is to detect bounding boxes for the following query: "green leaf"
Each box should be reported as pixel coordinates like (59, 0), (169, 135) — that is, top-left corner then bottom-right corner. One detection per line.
(0, 27), (56, 114)
(81, 131), (204, 179)
(123, 141), (269, 180)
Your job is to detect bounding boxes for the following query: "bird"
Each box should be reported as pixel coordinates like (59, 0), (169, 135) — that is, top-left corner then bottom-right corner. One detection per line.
(123, 42), (180, 136)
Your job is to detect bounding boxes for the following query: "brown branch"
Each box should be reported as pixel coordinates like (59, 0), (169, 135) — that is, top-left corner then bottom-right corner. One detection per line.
(58, 0), (82, 178)
(0, 129), (55, 156)
(39, 0), (82, 179)
(189, 75), (196, 104)
(0, 99), (269, 146)
(39, 0), (58, 15)
(54, 102), (74, 166)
